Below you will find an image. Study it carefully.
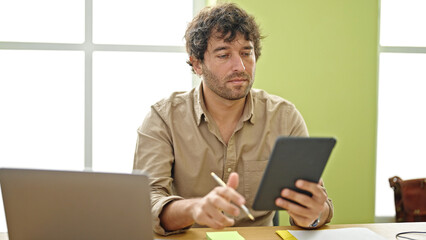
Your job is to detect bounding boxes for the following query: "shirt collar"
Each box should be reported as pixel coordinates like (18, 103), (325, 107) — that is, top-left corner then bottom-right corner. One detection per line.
(194, 84), (206, 126)
(244, 90), (255, 124)
(193, 83), (255, 126)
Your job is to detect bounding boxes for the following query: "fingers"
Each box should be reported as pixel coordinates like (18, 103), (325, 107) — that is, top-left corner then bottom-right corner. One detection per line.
(295, 180), (327, 203)
(282, 181), (327, 209)
(193, 200), (235, 229)
(193, 189), (240, 229)
(192, 173), (246, 229)
(192, 201), (234, 228)
(275, 196), (311, 215)
(275, 179), (328, 227)
(227, 172), (239, 189)
(210, 187), (242, 216)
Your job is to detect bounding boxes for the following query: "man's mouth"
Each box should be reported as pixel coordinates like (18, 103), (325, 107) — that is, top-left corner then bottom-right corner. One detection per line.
(229, 78), (247, 82)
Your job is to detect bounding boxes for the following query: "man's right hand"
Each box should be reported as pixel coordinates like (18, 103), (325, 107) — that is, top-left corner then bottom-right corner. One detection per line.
(190, 172), (245, 228)
(159, 172), (246, 231)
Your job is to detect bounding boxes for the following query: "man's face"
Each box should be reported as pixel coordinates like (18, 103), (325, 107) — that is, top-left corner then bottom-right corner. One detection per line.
(195, 32), (256, 101)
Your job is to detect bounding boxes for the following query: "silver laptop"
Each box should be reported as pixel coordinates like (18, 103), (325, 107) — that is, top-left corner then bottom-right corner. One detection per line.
(0, 168), (159, 240)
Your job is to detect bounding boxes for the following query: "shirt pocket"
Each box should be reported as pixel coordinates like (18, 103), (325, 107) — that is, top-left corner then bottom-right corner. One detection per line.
(243, 159), (269, 207)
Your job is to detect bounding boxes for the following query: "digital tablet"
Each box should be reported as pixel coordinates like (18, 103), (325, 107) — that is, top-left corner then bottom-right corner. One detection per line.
(252, 136), (336, 210)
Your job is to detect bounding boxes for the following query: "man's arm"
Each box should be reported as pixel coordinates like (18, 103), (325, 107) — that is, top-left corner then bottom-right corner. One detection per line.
(134, 107), (248, 234)
(159, 172), (245, 231)
(282, 104), (333, 227)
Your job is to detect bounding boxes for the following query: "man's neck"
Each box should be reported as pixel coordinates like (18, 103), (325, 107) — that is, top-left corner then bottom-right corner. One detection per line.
(203, 86), (246, 122)
(202, 84), (247, 144)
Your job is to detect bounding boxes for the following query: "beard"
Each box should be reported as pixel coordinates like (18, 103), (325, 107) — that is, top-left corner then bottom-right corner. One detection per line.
(201, 65), (254, 100)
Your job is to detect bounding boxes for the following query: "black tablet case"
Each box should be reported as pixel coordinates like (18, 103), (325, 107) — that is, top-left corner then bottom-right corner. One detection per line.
(252, 137), (336, 210)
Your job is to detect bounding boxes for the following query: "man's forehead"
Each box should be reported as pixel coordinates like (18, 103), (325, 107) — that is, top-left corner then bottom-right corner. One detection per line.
(210, 29), (247, 41)
(207, 31), (253, 49)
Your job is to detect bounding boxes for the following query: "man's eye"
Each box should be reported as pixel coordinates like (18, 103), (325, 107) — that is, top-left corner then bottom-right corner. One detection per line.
(242, 52), (253, 57)
(218, 54), (229, 59)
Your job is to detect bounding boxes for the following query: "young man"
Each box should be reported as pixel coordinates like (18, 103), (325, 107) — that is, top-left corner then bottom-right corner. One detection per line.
(133, 3), (333, 236)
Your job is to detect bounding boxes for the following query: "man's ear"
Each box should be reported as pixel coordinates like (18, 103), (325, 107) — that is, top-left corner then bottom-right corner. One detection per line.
(190, 56), (203, 76)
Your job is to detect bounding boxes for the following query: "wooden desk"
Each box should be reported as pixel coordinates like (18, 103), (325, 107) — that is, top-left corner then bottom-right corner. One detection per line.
(1, 222), (425, 240)
(152, 223), (426, 240)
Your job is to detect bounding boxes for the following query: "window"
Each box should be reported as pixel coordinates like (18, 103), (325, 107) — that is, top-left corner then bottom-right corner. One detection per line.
(376, 0), (426, 219)
(92, 51), (192, 172)
(0, 0), (203, 232)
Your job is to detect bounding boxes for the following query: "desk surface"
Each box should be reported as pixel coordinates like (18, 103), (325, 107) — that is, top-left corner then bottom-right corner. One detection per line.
(1, 222), (425, 240)
(153, 223), (426, 240)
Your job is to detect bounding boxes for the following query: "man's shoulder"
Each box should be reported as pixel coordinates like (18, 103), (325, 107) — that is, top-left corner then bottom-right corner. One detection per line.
(250, 89), (307, 135)
(152, 89), (195, 114)
(251, 88), (296, 109)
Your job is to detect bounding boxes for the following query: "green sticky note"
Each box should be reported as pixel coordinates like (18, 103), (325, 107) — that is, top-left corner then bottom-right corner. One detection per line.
(206, 231), (245, 240)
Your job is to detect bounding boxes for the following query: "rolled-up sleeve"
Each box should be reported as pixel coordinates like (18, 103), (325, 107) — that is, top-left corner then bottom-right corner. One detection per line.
(133, 105), (188, 235)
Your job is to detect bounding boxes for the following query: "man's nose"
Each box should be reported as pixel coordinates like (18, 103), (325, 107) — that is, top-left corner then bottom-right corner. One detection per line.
(231, 55), (246, 72)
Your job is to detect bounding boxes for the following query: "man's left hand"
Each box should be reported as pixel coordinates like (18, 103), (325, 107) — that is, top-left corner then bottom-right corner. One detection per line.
(275, 179), (329, 228)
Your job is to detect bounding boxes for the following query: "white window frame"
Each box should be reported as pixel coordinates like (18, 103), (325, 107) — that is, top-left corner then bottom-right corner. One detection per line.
(0, 0), (205, 170)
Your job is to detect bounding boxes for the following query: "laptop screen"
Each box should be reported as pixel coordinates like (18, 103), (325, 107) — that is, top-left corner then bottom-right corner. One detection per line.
(0, 168), (154, 240)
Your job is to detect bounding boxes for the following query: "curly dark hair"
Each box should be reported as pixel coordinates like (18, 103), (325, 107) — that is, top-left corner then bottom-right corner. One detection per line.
(185, 3), (263, 72)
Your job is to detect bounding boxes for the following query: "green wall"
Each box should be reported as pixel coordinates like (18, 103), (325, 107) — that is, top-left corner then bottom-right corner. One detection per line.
(223, 0), (379, 225)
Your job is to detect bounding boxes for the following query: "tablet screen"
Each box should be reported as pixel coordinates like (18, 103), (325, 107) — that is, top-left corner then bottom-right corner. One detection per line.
(252, 136), (336, 210)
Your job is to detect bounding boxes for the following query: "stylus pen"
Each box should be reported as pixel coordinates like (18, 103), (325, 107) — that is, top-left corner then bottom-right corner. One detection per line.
(210, 172), (255, 221)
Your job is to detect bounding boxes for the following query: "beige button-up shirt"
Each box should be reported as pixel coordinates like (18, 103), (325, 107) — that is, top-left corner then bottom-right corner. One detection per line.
(134, 84), (333, 235)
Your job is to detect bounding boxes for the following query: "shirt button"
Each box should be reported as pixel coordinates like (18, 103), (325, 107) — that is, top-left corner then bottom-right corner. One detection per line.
(227, 168), (232, 173)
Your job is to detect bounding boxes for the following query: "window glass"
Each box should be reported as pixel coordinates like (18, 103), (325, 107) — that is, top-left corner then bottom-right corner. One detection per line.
(375, 53), (426, 216)
(0, 0), (200, 232)
(0, 50), (84, 232)
(0, 50), (85, 170)
(92, 51), (192, 173)
(0, 0), (84, 43)
(93, 0), (193, 45)
(380, 0), (426, 46)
